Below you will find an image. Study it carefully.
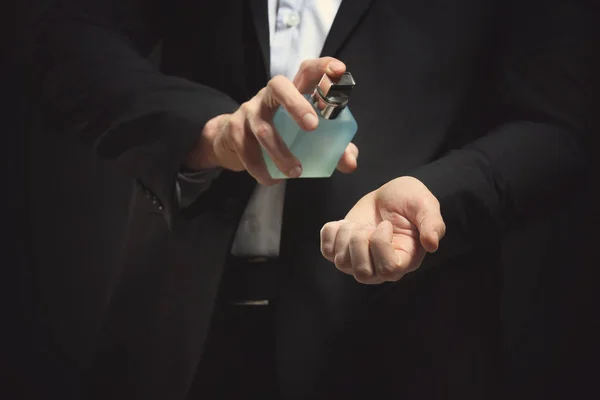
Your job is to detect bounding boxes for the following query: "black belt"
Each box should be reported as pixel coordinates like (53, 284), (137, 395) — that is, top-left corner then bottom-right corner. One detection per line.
(219, 256), (283, 306)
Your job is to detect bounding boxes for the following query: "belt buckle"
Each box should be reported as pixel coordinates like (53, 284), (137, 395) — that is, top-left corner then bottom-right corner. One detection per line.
(229, 256), (271, 306)
(231, 299), (270, 306)
(246, 256), (268, 263)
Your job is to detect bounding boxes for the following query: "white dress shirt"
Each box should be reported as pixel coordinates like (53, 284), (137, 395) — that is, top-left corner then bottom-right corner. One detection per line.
(177, 0), (342, 258)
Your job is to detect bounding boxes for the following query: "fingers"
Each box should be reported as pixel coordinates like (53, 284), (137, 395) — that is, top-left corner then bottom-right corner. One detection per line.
(254, 74), (323, 176)
(370, 221), (405, 281)
(336, 142), (359, 174)
(217, 112), (274, 185)
(319, 177), (444, 284)
(321, 220), (403, 285)
(219, 75), (314, 182)
(293, 57), (347, 94)
(333, 222), (381, 284)
(320, 220), (343, 262)
(265, 76), (319, 131)
(333, 222), (354, 274)
(243, 99), (302, 179)
(349, 227), (382, 284)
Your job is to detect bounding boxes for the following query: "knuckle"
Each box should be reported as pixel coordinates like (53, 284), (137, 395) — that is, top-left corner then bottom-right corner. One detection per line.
(227, 117), (244, 136)
(299, 60), (311, 72)
(416, 195), (431, 210)
(321, 222), (334, 234)
(422, 194), (440, 212)
(268, 75), (286, 89)
(348, 234), (364, 248)
(253, 123), (271, 141)
(369, 235), (386, 248)
(320, 243), (334, 259)
(256, 87), (267, 97)
(377, 263), (402, 281)
(239, 101), (252, 114)
(353, 267), (373, 284)
(320, 224), (331, 240)
(376, 264), (398, 280)
(333, 254), (349, 271)
(440, 221), (447, 237)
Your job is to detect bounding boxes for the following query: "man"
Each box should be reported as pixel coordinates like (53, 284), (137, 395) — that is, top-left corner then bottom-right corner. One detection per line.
(29, 0), (594, 399)
(30, 2), (354, 399)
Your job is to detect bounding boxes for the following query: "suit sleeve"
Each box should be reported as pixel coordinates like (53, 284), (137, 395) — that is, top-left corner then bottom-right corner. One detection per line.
(29, 0), (239, 227)
(408, 0), (597, 261)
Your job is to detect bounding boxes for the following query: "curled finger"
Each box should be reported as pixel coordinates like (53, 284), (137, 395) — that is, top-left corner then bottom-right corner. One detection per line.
(333, 222), (355, 274)
(231, 107), (279, 185)
(245, 101), (302, 178)
(237, 130), (279, 186)
(265, 75), (319, 131)
(349, 227), (381, 284)
(369, 221), (405, 282)
(320, 220), (344, 262)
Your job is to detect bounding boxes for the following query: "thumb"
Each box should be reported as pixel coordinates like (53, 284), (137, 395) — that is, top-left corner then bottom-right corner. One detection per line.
(414, 201), (446, 253)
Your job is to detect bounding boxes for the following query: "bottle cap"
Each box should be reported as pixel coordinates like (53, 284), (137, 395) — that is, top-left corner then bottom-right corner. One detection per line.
(310, 72), (355, 120)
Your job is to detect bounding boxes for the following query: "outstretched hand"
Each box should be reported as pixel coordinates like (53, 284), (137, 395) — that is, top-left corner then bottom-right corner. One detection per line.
(320, 177), (446, 284)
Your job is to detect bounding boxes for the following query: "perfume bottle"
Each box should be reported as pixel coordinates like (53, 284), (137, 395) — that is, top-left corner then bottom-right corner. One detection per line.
(262, 72), (358, 179)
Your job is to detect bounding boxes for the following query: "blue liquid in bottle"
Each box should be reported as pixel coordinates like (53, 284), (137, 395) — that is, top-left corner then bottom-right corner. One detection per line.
(262, 72), (358, 179)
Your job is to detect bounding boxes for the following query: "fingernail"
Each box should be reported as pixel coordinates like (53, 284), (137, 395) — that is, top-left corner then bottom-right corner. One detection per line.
(287, 166), (302, 178)
(303, 113), (318, 130)
(328, 61), (345, 72)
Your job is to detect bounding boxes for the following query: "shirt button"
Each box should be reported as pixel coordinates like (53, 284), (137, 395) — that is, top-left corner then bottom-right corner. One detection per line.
(285, 12), (300, 27)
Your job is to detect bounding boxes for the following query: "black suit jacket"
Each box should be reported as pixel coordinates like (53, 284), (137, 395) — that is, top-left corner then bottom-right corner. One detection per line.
(27, 0), (595, 399)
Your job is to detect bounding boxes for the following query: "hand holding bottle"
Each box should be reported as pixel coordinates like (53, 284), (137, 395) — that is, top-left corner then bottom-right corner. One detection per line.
(185, 57), (359, 185)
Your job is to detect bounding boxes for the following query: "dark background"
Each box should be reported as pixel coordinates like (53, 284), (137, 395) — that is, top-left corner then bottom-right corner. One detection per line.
(2, 1), (598, 398)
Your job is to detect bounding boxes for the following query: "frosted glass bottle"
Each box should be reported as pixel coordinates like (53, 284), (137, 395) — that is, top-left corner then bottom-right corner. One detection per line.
(262, 72), (357, 179)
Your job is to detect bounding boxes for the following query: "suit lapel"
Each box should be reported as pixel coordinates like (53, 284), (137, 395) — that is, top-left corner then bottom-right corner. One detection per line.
(321, 0), (375, 57)
(249, 0), (270, 75)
